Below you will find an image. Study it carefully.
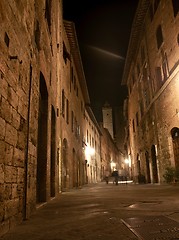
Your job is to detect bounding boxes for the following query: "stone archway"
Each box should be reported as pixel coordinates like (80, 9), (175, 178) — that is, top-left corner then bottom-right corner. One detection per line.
(37, 73), (48, 203)
(50, 105), (56, 197)
(151, 145), (158, 183)
(145, 151), (151, 183)
(136, 153), (141, 175)
(171, 127), (179, 168)
(72, 149), (77, 188)
(62, 138), (68, 191)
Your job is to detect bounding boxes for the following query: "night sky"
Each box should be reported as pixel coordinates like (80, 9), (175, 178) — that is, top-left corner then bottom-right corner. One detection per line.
(63, 0), (139, 121)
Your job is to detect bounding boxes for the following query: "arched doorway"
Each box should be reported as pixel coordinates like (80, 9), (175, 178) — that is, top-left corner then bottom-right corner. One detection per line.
(72, 149), (77, 188)
(37, 73), (48, 203)
(77, 151), (81, 187)
(50, 106), (56, 197)
(136, 153), (141, 175)
(62, 139), (68, 191)
(72, 149), (80, 188)
(171, 127), (179, 168)
(151, 145), (158, 183)
(145, 151), (151, 183)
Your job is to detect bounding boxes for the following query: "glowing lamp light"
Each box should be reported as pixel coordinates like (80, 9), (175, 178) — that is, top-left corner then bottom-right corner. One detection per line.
(85, 146), (95, 157)
(110, 161), (116, 170)
(125, 159), (129, 164)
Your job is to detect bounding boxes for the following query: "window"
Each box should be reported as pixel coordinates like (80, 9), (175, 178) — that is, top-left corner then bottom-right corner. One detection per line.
(66, 99), (69, 124)
(172, 0), (179, 17)
(81, 101), (83, 112)
(92, 137), (94, 148)
(70, 67), (73, 91)
(136, 112), (139, 127)
(62, 89), (65, 117)
(56, 108), (59, 117)
(87, 130), (88, 142)
(155, 66), (162, 89)
(132, 119), (135, 133)
(45, 0), (51, 32)
(153, 0), (160, 13)
(162, 53), (169, 81)
(63, 42), (70, 63)
(4, 32), (9, 47)
(156, 25), (163, 49)
(77, 125), (80, 138)
(74, 76), (76, 90)
(90, 134), (91, 145)
(71, 111), (74, 132)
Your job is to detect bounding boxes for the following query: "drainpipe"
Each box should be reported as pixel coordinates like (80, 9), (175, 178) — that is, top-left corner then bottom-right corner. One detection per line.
(23, 64), (32, 220)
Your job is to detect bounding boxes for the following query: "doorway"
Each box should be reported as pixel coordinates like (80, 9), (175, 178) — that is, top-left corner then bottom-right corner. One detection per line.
(171, 127), (179, 168)
(37, 73), (48, 203)
(62, 139), (68, 191)
(151, 145), (158, 183)
(50, 106), (56, 197)
(145, 151), (151, 183)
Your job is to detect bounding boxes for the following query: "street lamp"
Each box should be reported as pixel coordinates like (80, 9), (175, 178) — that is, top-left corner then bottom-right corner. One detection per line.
(124, 158), (129, 165)
(85, 146), (95, 157)
(110, 161), (116, 171)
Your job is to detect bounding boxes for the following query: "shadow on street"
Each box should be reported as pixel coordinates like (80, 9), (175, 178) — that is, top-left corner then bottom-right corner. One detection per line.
(1, 182), (179, 240)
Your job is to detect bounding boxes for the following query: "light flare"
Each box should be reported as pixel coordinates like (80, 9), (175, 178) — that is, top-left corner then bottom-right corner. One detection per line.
(87, 45), (125, 60)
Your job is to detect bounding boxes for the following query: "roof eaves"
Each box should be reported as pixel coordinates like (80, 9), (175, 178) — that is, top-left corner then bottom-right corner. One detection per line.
(63, 20), (91, 105)
(121, 0), (150, 85)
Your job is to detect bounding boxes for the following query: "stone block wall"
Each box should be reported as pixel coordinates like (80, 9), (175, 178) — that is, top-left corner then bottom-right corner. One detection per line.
(0, 0), (63, 236)
(124, 0), (179, 183)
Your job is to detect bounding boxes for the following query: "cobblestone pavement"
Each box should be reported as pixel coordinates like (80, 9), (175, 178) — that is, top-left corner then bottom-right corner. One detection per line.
(1, 182), (179, 240)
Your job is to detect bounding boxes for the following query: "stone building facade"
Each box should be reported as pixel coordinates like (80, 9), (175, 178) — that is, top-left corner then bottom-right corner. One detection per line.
(60, 20), (92, 190)
(0, 0), (63, 235)
(100, 124), (123, 178)
(122, 0), (179, 183)
(0, 0), (121, 236)
(61, 21), (102, 188)
(83, 106), (102, 184)
(0, 0), (104, 236)
(102, 102), (114, 139)
(101, 103), (124, 178)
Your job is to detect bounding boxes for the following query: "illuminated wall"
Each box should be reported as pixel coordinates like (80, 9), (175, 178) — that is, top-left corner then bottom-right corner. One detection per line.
(122, 0), (179, 183)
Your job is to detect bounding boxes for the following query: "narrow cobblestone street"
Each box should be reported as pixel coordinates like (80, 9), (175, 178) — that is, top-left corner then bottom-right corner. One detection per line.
(1, 182), (179, 240)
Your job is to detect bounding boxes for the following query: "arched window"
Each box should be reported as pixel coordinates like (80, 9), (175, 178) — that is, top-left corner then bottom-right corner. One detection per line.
(171, 127), (179, 168)
(156, 25), (163, 49)
(153, 0), (160, 13)
(45, 0), (51, 31)
(172, 0), (179, 17)
(61, 89), (65, 117)
(171, 127), (179, 139)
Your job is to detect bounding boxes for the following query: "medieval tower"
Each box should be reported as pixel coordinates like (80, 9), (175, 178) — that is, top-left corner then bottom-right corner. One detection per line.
(102, 102), (114, 139)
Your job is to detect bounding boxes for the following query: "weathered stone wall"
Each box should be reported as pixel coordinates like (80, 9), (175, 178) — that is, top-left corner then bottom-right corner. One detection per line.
(0, 0), (63, 236)
(1, 0), (37, 235)
(125, 0), (179, 183)
(100, 123), (122, 178)
(61, 21), (102, 188)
